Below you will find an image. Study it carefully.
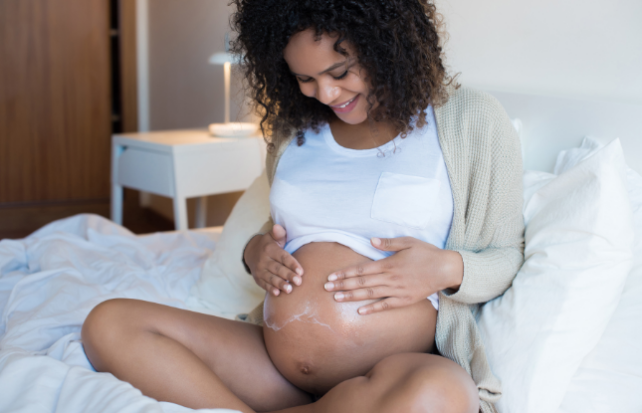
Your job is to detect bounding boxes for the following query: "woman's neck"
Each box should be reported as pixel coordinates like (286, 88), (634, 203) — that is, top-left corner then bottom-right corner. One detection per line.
(329, 116), (400, 150)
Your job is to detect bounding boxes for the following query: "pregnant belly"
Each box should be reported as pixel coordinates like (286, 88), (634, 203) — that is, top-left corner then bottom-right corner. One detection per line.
(263, 242), (437, 395)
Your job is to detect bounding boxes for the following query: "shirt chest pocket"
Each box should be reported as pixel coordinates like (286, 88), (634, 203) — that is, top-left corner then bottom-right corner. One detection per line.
(370, 172), (441, 229)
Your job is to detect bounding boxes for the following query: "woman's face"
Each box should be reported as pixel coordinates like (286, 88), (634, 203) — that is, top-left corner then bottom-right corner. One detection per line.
(283, 29), (371, 125)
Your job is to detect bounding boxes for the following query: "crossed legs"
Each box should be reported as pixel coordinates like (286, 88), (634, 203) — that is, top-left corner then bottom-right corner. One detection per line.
(81, 299), (478, 413)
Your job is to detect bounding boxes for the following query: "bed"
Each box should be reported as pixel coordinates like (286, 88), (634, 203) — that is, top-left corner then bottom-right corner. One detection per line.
(1, 90), (641, 413)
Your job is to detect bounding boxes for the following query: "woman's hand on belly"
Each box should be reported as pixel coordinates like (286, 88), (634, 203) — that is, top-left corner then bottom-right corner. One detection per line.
(244, 224), (304, 296)
(323, 236), (464, 315)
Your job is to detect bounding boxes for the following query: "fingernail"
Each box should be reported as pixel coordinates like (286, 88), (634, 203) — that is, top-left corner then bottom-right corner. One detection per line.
(334, 292), (344, 301)
(358, 307), (367, 315)
(328, 273), (337, 281)
(285, 284), (292, 293)
(371, 238), (381, 246)
(296, 268), (303, 275)
(273, 289), (280, 296)
(324, 282), (334, 291)
(293, 276), (301, 286)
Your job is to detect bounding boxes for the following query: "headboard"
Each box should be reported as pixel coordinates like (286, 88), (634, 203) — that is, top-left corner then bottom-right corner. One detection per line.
(486, 90), (642, 175)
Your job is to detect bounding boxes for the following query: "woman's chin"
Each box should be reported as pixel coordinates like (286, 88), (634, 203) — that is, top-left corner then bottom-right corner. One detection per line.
(334, 112), (368, 125)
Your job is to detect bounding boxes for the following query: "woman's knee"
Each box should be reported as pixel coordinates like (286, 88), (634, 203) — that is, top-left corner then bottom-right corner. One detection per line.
(82, 299), (143, 367)
(372, 353), (479, 413)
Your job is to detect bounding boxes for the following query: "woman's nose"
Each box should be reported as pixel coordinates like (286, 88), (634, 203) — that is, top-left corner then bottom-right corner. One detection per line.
(316, 82), (341, 105)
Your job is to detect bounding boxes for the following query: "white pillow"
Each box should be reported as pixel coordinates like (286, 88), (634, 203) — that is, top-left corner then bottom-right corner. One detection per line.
(186, 171), (270, 319)
(478, 138), (635, 413)
(558, 143), (642, 413)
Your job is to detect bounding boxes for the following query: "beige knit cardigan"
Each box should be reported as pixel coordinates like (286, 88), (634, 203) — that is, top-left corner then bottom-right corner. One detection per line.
(245, 86), (525, 412)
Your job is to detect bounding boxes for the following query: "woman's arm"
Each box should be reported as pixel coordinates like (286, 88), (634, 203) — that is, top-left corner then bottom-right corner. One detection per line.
(445, 247), (523, 304)
(443, 94), (525, 304)
(241, 217), (274, 273)
(240, 143), (279, 276)
(242, 132), (302, 295)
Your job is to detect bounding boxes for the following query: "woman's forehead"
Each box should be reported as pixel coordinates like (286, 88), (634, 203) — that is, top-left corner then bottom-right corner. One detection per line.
(283, 29), (353, 75)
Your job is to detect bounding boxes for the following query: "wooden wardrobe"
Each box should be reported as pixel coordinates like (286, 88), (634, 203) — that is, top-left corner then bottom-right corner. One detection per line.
(0, 0), (138, 239)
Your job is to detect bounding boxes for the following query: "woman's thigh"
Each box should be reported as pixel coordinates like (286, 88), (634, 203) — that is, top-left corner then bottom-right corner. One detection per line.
(82, 298), (311, 410)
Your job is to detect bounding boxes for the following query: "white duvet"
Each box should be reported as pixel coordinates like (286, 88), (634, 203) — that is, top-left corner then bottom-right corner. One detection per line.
(0, 215), (237, 413)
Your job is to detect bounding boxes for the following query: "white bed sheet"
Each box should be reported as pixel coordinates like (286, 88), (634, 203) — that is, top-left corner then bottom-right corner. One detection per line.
(0, 214), (237, 413)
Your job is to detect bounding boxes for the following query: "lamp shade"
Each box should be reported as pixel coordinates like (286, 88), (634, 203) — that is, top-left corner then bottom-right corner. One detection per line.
(208, 52), (242, 65)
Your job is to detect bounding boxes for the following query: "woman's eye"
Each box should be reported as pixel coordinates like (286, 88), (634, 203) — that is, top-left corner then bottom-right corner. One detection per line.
(296, 70), (347, 83)
(333, 70), (348, 80)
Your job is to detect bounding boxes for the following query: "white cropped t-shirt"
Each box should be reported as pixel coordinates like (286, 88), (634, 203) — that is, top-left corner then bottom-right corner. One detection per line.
(270, 107), (454, 310)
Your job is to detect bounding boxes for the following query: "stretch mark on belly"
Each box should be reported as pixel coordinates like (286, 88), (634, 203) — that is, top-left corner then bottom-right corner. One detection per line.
(264, 303), (335, 333)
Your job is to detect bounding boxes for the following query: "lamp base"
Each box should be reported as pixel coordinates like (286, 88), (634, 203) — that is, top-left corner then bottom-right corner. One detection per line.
(208, 122), (258, 137)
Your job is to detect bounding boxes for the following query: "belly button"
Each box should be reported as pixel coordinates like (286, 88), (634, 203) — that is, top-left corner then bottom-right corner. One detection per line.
(299, 363), (313, 375)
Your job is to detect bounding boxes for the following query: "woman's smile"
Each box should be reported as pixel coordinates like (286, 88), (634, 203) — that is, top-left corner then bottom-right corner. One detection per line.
(329, 95), (360, 114)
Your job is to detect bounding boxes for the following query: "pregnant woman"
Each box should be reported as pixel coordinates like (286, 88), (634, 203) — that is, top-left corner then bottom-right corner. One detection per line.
(82, 1), (524, 413)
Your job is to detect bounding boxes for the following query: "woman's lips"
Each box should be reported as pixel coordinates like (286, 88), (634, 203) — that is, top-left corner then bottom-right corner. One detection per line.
(330, 95), (359, 114)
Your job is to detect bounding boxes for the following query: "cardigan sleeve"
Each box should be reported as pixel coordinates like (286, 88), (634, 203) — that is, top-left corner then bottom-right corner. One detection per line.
(448, 245), (524, 304)
(441, 91), (525, 304)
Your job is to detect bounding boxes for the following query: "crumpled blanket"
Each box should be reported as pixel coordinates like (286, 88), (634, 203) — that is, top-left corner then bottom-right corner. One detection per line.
(0, 214), (239, 413)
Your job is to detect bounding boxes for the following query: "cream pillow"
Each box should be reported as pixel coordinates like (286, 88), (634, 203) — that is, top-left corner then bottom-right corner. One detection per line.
(186, 170), (270, 319)
(478, 139), (635, 413)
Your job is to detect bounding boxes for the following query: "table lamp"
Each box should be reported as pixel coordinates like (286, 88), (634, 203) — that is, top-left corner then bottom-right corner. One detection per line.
(208, 38), (258, 137)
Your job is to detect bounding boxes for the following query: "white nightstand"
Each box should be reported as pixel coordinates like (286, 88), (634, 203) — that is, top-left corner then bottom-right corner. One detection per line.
(111, 129), (266, 230)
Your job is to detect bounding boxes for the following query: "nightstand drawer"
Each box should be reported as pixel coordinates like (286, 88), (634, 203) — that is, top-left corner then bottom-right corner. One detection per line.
(116, 148), (175, 196)
(173, 142), (263, 197)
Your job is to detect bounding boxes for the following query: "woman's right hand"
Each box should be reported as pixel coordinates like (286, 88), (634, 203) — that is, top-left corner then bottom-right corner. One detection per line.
(244, 224), (304, 296)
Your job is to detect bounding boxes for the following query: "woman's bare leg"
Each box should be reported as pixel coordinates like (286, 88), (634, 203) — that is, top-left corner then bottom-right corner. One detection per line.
(82, 299), (478, 413)
(275, 353), (479, 413)
(81, 299), (311, 413)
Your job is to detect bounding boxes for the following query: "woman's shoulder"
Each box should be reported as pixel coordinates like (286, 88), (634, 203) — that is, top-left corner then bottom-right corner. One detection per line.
(437, 85), (508, 123)
(435, 84), (522, 176)
(436, 85), (518, 148)
(264, 128), (297, 186)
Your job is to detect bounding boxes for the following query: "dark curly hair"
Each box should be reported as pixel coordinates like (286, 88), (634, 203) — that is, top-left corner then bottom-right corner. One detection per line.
(229, 0), (457, 151)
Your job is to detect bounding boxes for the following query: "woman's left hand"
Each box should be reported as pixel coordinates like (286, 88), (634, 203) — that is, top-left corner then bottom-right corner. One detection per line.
(323, 237), (464, 315)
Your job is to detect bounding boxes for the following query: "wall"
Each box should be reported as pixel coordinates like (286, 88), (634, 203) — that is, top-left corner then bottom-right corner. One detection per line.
(142, 0), (256, 227)
(435, 0), (642, 104)
(148, 0), (254, 130)
(143, 0), (642, 125)
(139, 0), (642, 227)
